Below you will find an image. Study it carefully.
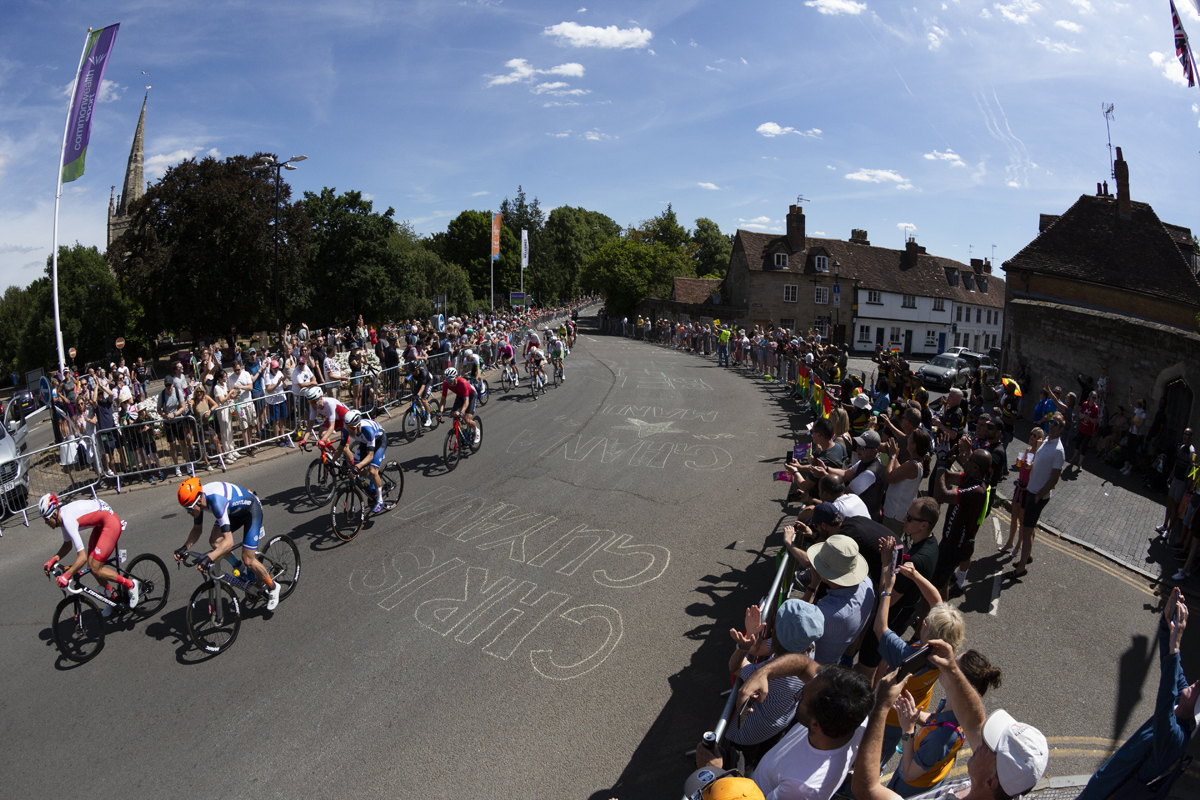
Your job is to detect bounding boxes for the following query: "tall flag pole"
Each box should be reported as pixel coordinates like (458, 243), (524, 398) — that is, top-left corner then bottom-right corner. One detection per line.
(1171, 0), (1198, 88)
(520, 229), (528, 300)
(490, 212), (502, 312)
(52, 24), (120, 373)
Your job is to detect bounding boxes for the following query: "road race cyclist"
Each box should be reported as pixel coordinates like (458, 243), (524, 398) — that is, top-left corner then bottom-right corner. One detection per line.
(461, 348), (483, 388)
(527, 345), (548, 390)
(39, 494), (140, 617)
(406, 358), (435, 427)
(523, 327), (543, 373)
(440, 366), (481, 444)
(175, 478), (281, 610)
(341, 409), (389, 513)
(300, 386), (349, 447)
(497, 336), (518, 386)
(548, 332), (566, 380)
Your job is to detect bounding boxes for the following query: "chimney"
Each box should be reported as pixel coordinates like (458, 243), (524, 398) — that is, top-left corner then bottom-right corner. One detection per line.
(1096, 182), (1102, 196)
(850, 228), (870, 245)
(983, 258), (992, 274)
(904, 236), (925, 265)
(1103, 181), (1109, 197)
(970, 257), (984, 273)
(786, 204), (806, 252)
(1114, 146), (1131, 219)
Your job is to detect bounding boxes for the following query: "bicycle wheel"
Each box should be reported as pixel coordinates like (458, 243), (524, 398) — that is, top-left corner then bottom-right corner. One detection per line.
(552, 364), (561, 387)
(125, 554), (170, 619)
(427, 399), (442, 430)
(186, 581), (241, 654)
(381, 460), (405, 510)
(260, 534), (301, 600)
(469, 416), (483, 453)
(443, 426), (461, 471)
(401, 405), (420, 442)
(52, 594), (106, 663)
(477, 379), (489, 406)
(530, 373), (539, 401)
(330, 486), (365, 541)
(500, 368), (513, 392)
(305, 458), (336, 505)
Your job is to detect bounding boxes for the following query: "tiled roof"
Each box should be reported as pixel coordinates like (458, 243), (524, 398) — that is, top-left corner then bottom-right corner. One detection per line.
(671, 277), (723, 304)
(734, 229), (1005, 308)
(1003, 194), (1200, 306)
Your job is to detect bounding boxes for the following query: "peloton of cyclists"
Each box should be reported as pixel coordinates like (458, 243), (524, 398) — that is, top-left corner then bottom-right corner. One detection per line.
(300, 386), (349, 447)
(174, 478), (282, 611)
(341, 409), (390, 513)
(40, 494), (140, 616)
(440, 366), (481, 441)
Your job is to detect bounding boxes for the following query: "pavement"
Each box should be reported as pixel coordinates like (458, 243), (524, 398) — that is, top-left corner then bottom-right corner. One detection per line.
(1, 322), (1195, 799)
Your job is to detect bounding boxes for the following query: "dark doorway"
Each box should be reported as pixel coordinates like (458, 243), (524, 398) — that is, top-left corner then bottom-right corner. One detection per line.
(834, 324), (846, 346)
(903, 330), (913, 355)
(876, 328), (884, 346)
(1164, 378), (1194, 445)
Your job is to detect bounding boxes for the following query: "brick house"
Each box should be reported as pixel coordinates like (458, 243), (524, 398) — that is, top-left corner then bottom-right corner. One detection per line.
(1002, 146), (1200, 442)
(723, 204), (1004, 355)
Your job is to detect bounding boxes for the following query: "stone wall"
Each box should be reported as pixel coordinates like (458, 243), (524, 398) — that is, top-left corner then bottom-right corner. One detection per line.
(1005, 298), (1200, 431)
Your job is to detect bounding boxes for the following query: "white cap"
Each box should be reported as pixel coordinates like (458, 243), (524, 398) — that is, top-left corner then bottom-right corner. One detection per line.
(982, 710), (1048, 796)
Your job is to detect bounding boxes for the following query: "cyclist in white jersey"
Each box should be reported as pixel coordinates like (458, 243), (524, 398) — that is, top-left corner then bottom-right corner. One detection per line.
(40, 494), (140, 613)
(299, 386), (349, 446)
(341, 409), (388, 513)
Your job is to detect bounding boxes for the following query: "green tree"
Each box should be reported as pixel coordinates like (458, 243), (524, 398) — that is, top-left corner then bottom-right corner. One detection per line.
(113, 153), (310, 341)
(390, 221), (475, 317)
(692, 217), (734, 279)
(0, 285), (33, 375)
(499, 186), (547, 303)
(542, 206), (621, 301)
(429, 210), (520, 309)
(630, 203), (691, 250)
(581, 237), (693, 314)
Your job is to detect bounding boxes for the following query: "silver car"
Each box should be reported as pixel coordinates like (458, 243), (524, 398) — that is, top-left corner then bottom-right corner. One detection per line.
(917, 354), (969, 391)
(0, 398), (29, 515)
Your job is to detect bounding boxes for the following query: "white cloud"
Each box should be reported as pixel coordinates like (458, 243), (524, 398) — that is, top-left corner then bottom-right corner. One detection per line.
(1055, 19), (1081, 32)
(583, 130), (614, 141)
(649, 49), (656, 55)
(927, 24), (948, 49)
(804, 0), (867, 15)
(546, 132), (572, 138)
(486, 58), (585, 87)
(924, 149), (966, 167)
(993, 0), (1040, 24)
(145, 147), (221, 179)
(471, 191), (490, 195)
(1006, 180), (1021, 187)
(812, 231), (826, 236)
(690, 39), (699, 47)
(543, 22), (652, 49)
(756, 122), (822, 138)
(826, 165), (837, 170)
(61, 78), (123, 104)
(739, 216), (772, 224)
(741, 57), (748, 64)
(1070, 0), (1092, 12)
(705, 65), (722, 72)
(532, 81), (590, 96)
(697, 182), (720, 190)
(361, 193), (375, 201)
(0, 244), (40, 255)
(845, 168), (914, 189)
(1192, 103), (1198, 113)
(897, 222), (917, 232)
(577, 6), (586, 11)
(1150, 52), (1192, 87)
(980, 7), (992, 17)
(1037, 38), (1080, 54)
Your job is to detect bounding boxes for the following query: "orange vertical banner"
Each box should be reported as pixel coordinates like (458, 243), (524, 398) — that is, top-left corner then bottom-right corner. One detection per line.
(491, 213), (502, 261)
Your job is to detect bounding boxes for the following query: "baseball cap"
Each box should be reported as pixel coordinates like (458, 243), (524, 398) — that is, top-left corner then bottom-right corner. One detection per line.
(854, 430), (882, 449)
(773, 599), (825, 653)
(982, 710), (1049, 796)
(811, 502), (841, 526)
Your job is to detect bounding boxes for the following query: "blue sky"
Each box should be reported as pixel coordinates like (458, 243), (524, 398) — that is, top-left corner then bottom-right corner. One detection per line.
(2, 0), (1199, 291)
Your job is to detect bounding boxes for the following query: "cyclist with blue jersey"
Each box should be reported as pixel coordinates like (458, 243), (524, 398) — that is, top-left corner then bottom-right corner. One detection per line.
(341, 409), (389, 513)
(175, 477), (281, 610)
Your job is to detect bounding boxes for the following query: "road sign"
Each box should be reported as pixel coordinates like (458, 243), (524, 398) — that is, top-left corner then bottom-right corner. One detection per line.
(39, 376), (51, 406)
(115, 337), (125, 350)
(68, 347), (77, 359)
(833, 283), (841, 307)
(510, 292), (526, 308)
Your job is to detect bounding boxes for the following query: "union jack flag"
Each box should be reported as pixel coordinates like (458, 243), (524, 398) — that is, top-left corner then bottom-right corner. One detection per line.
(1172, 0), (1198, 88)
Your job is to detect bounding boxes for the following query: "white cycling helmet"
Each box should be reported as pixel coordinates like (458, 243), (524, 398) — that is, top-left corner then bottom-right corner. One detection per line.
(463, 349), (473, 358)
(443, 367), (458, 380)
(344, 409), (363, 428)
(302, 386), (323, 402)
(38, 493), (59, 520)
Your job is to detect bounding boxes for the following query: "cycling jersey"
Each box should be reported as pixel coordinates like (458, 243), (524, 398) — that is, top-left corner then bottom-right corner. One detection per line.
(310, 397), (349, 430)
(498, 343), (515, 360)
(461, 353), (482, 376)
(197, 482), (265, 552)
(528, 348), (546, 366)
(343, 418), (386, 450)
(524, 332), (541, 355)
(549, 340), (564, 357)
(59, 498), (122, 561)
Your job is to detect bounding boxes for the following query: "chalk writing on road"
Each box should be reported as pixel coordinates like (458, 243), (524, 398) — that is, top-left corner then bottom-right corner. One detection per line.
(604, 368), (712, 391)
(601, 405), (718, 422)
(506, 429), (734, 471)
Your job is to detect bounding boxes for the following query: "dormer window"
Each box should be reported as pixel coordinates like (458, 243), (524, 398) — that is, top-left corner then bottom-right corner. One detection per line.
(947, 268), (959, 287)
(978, 277), (988, 294)
(775, 253), (788, 268)
(963, 273), (975, 291)
(815, 255), (829, 272)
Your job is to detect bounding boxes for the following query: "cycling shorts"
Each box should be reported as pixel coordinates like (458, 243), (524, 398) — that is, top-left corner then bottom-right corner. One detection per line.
(357, 439), (388, 469)
(412, 374), (430, 396)
(452, 394), (478, 417)
(87, 515), (123, 563)
(231, 500), (266, 553)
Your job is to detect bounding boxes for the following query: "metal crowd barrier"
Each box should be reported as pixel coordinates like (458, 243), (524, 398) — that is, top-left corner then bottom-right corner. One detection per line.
(0, 437), (103, 526)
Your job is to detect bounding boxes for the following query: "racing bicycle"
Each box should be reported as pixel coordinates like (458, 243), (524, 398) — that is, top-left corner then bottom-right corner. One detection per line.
(529, 365), (547, 400)
(498, 361), (519, 392)
(329, 459), (405, 542)
(48, 551), (170, 664)
(468, 375), (489, 407)
(439, 410), (483, 472)
(177, 534), (301, 655)
(401, 392), (441, 442)
(302, 439), (345, 505)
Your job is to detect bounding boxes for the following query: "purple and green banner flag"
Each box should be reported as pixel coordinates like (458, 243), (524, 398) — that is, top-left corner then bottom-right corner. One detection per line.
(61, 24), (120, 184)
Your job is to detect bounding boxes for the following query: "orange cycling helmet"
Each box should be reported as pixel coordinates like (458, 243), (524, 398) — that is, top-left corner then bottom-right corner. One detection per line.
(704, 777), (764, 800)
(177, 477), (203, 508)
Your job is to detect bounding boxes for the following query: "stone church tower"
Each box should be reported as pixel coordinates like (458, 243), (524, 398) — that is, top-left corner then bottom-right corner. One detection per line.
(107, 94), (146, 248)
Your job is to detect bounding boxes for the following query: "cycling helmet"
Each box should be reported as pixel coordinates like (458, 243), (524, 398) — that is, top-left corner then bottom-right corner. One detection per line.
(344, 409), (363, 428)
(463, 349), (473, 358)
(302, 386), (323, 402)
(177, 477), (203, 508)
(38, 493), (59, 520)
(704, 776), (764, 800)
(443, 367), (458, 380)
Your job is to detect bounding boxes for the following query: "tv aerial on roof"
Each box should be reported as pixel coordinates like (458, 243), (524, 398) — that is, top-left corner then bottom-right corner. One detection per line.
(796, 194), (808, 205)
(1102, 103), (1116, 179)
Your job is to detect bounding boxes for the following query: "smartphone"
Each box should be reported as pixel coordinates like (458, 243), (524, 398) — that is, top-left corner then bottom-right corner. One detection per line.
(785, 451), (793, 463)
(737, 696), (754, 729)
(898, 645), (931, 677)
(891, 545), (902, 571)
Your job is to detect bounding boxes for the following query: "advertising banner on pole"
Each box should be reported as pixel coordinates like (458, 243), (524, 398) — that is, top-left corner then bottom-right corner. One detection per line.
(521, 229), (528, 269)
(510, 292), (525, 308)
(61, 24), (120, 184)
(491, 213), (502, 261)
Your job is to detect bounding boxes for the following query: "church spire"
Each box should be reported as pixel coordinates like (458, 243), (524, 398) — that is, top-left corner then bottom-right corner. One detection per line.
(115, 95), (146, 216)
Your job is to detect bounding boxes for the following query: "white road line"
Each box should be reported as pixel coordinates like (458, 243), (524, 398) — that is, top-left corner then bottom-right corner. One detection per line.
(988, 518), (1003, 616)
(992, 516), (1003, 549)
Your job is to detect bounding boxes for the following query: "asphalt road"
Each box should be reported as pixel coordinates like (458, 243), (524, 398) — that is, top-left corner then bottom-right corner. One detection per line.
(0, 319), (1183, 799)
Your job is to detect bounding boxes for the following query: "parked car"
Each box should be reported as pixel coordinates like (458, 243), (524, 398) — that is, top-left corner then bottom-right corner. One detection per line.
(958, 351), (1000, 385)
(916, 354), (970, 391)
(10, 389), (38, 417)
(942, 346), (971, 360)
(0, 397), (29, 516)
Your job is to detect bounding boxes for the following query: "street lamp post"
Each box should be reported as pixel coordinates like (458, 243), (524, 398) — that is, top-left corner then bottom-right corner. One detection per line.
(253, 154), (307, 346)
(833, 260), (841, 346)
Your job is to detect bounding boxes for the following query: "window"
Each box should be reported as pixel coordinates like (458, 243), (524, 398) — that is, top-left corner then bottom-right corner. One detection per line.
(814, 319), (829, 338)
(902, 294), (917, 308)
(925, 330), (937, 347)
(974, 334), (981, 351)
(975, 308), (982, 324)
(985, 309), (991, 325)
(775, 253), (788, 268)
(858, 325), (872, 341)
(963, 274), (976, 291)
(867, 290), (882, 304)
(779, 318), (795, 330)
(783, 284), (798, 303)
(933, 298), (945, 312)
(814, 286), (830, 304)
(889, 327), (901, 345)
(978, 277), (989, 293)
(815, 255), (828, 272)
(956, 306), (963, 322)
(953, 332), (960, 347)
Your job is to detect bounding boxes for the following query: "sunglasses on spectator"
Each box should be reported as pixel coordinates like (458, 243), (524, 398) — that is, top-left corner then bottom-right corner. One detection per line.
(905, 513), (932, 524)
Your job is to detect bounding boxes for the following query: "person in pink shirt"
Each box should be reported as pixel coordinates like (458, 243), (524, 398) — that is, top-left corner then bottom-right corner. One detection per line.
(1072, 390), (1100, 470)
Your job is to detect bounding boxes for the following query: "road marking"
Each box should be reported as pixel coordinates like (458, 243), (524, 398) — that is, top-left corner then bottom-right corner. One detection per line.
(988, 570), (1002, 616)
